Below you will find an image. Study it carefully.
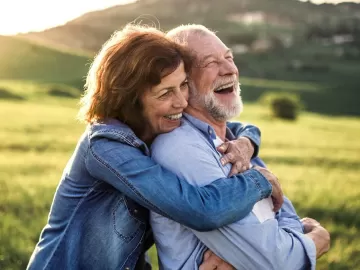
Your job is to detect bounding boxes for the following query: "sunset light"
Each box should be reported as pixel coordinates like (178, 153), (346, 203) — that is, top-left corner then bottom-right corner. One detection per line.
(0, 0), (135, 35)
(0, 0), (359, 35)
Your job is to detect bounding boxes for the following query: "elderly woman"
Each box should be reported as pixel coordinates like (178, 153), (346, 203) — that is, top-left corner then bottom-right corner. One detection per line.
(26, 24), (276, 270)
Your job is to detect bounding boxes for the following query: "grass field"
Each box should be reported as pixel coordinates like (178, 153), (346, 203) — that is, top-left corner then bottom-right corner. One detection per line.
(1, 79), (360, 270)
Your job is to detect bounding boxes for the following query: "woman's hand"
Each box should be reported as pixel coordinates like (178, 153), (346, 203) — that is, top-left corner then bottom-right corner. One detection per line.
(217, 137), (254, 176)
(253, 166), (284, 212)
(199, 250), (235, 270)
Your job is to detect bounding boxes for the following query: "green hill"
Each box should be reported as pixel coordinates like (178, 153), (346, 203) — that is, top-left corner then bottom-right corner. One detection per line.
(2, 0), (360, 117)
(19, 0), (360, 52)
(1, 33), (359, 117)
(0, 36), (89, 88)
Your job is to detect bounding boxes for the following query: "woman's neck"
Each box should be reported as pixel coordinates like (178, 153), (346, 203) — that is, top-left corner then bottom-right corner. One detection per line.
(139, 129), (155, 146)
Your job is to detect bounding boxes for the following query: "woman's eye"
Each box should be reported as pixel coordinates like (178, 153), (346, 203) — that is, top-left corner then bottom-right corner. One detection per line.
(160, 91), (171, 98)
(181, 81), (189, 88)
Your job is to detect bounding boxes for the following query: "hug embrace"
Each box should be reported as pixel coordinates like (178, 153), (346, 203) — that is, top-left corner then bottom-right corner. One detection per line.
(27, 23), (330, 270)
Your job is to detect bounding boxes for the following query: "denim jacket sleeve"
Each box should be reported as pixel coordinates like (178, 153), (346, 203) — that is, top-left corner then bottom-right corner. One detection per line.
(226, 121), (261, 157)
(86, 137), (272, 232)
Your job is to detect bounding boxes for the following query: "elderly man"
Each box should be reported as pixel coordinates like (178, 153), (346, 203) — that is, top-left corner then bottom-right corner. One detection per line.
(150, 25), (330, 270)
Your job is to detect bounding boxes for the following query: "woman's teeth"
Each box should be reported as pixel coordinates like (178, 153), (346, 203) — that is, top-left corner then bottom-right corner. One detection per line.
(165, 113), (182, 120)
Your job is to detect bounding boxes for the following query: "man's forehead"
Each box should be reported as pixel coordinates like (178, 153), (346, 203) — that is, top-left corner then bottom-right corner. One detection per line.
(187, 34), (229, 58)
(197, 48), (232, 59)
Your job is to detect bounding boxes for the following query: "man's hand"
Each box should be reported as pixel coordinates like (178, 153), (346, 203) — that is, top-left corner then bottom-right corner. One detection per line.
(199, 250), (235, 270)
(301, 217), (331, 259)
(301, 217), (321, 233)
(253, 166), (284, 212)
(217, 137), (254, 176)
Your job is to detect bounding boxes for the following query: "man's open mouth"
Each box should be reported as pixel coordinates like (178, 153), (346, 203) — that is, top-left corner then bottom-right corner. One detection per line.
(214, 83), (234, 94)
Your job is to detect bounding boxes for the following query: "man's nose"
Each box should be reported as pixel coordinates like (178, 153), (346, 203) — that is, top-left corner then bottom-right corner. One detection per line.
(220, 59), (238, 76)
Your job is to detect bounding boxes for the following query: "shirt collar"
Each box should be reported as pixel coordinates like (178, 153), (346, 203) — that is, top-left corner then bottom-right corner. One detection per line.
(183, 113), (216, 140)
(183, 113), (235, 141)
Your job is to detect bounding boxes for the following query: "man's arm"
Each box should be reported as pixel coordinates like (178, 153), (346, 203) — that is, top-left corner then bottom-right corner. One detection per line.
(86, 135), (271, 232)
(276, 196), (304, 233)
(151, 137), (316, 270)
(215, 122), (285, 210)
(193, 223), (316, 270)
(251, 162), (304, 233)
(226, 121), (261, 157)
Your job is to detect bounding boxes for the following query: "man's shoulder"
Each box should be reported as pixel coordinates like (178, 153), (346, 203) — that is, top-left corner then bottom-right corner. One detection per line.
(151, 119), (209, 164)
(152, 119), (200, 149)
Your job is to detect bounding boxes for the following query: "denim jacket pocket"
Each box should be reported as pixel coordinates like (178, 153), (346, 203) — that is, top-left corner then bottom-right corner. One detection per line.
(112, 196), (145, 243)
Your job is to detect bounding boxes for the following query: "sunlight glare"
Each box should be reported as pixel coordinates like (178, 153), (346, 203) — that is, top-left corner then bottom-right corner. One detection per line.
(0, 0), (135, 35)
(0, 0), (359, 35)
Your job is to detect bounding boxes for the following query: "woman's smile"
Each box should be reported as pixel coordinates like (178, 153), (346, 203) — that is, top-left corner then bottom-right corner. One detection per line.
(141, 61), (189, 141)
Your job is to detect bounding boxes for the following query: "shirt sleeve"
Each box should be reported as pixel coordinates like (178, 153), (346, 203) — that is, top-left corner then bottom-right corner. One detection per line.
(85, 136), (271, 232)
(251, 158), (304, 233)
(151, 135), (316, 270)
(226, 121), (261, 157)
(192, 221), (316, 270)
(276, 196), (305, 233)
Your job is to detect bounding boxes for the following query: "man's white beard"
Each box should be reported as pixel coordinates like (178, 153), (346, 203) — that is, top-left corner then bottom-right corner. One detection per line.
(189, 80), (243, 121)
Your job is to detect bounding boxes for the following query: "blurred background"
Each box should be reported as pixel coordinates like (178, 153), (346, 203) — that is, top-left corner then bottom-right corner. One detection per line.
(0, 0), (359, 269)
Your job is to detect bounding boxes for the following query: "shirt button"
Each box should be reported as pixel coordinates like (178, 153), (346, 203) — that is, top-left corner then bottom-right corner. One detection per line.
(125, 267), (130, 270)
(134, 209), (138, 214)
(209, 130), (212, 134)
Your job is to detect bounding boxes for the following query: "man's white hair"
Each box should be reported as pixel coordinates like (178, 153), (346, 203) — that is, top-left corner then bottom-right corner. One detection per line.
(166, 24), (216, 46)
(167, 24), (243, 121)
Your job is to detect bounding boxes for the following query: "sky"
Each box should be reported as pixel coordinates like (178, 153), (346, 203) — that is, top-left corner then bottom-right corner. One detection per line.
(0, 0), (359, 35)
(0, 0), (135, 35)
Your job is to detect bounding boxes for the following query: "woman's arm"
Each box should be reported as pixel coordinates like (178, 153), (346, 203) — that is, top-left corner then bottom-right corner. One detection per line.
(86, 137), (272, 232)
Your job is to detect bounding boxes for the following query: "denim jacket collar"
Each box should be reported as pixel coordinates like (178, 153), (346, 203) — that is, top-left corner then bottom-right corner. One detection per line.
(89, 118), (150, 155)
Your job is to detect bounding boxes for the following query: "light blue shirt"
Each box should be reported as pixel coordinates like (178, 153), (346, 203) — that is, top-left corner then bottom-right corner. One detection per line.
(150, 114), (316, 270)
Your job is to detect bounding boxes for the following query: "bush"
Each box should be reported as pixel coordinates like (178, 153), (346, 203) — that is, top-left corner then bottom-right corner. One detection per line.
(46, 84), (80, 98)
(259, 92), (303, 120)
(0, 88), (25, 101)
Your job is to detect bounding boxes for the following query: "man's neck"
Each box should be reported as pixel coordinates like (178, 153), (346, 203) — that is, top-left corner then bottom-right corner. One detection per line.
(185, 106), (227, 141)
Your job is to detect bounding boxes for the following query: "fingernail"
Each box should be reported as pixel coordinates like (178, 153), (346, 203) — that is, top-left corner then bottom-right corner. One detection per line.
(221, 159), (225, 166)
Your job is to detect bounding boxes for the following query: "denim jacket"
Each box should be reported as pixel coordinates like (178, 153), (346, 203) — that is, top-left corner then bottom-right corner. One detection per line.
(27, 119), (271, 270)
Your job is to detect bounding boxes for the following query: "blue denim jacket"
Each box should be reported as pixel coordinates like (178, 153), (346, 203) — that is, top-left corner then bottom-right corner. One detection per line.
(27, 119), (271, 270)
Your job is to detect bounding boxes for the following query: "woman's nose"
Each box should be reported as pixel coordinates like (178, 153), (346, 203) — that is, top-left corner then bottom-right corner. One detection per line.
(173, 90), (188, 109)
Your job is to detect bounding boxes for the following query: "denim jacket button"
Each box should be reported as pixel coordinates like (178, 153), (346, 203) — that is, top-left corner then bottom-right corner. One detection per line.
(134, 209), (138, 214)
(125, 267), (130, 270)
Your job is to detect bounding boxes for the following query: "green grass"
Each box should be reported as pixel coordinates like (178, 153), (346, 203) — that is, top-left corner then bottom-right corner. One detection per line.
(1, 80), (360, 269)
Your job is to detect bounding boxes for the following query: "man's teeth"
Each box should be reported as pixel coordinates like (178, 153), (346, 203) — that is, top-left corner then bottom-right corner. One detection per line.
(165, 113), (182, 120)
(215, 83), (234, 92)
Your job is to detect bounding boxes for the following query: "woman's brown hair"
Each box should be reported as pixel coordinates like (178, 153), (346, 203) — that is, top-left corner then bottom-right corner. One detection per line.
(78, 24), (192, 133)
